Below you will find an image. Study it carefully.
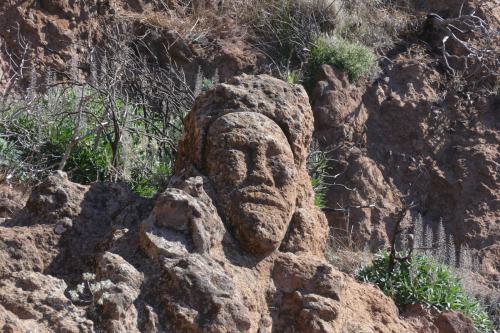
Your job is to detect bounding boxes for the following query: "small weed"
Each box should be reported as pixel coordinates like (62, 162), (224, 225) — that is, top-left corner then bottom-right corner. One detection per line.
(201, 78), (215, 91)
(129, 160), (172, 198)
(194, 67), (220, 96)
(307, 143), (331, 209)
(285, 69), (302, 84)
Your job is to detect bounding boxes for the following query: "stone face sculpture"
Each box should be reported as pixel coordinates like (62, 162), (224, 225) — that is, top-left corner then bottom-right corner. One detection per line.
(139, 74), (339, 332)
(175, 74), (327, 257)
(139, 74), (415, 332)
(205, 112), (298, 254)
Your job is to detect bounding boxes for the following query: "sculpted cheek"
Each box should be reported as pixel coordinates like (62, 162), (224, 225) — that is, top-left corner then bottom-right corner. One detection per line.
(216, 150), (246, 189)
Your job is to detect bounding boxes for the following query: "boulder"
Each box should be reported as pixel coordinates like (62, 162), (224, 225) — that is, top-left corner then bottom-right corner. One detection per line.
(434, 311), (475, 333)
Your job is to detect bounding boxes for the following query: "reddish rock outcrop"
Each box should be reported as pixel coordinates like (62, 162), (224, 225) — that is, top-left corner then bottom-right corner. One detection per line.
(0, 271), (94, 332)
(0, 198), (22, 220)
(311, 3), (499, 277)
(0, 75), (421, 332)
(313, 54), (499, 260)
(434, 311), (475, 333)
(403, 305), (476, 333)
(0, 185), (25, 220)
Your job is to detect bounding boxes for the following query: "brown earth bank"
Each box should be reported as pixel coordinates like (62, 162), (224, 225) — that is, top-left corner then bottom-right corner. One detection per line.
(0, 0), (499, 331)
(1, 0), (497, 258)
(0, 0), (268, 90)
(0, 74), (450, 333)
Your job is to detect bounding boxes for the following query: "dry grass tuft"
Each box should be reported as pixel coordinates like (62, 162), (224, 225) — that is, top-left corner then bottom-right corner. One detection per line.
(326, 247), (373, 275)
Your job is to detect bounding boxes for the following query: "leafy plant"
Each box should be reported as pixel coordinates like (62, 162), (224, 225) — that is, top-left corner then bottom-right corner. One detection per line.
(128, 159), (172, 198)
(307, 145), (330, 208)
(357, 251), (494, 333)
(308, 35), (377, 82)
(44, 116), (112, 184)
(68, 272), (115, 321)
(202, 78), (215, 91)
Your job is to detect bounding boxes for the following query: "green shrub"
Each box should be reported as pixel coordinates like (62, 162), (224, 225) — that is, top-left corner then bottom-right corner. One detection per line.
(309, 35), (377, 82)
(357, 251), (494, 333)
(0, 86), (177, 196)
(250, 0), (337, 69)
(44, 116), (112, 184)
(242, 0), (406, 84)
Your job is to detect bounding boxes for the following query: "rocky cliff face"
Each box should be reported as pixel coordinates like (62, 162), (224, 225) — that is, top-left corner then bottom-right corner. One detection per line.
(314, 60), (499, 249)
(311, 0), (499, 277)
(312, 3), (499, 299)
(0, 0), (498, 331)
(1, 75), (428, 332)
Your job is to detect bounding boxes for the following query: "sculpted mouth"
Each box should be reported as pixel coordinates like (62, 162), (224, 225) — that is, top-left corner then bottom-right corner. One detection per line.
(237, 187), (285, 208)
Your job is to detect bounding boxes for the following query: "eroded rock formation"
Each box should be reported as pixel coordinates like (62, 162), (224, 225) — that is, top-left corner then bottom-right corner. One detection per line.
(0, 75), (424, 332)
(314, 57), (499, 257)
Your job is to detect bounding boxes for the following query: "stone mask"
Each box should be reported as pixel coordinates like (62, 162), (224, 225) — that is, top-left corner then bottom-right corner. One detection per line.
(205, 112), (298, 255)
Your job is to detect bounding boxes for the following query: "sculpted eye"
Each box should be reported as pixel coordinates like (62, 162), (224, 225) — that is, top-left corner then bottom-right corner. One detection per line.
(269, 157), (295, 187)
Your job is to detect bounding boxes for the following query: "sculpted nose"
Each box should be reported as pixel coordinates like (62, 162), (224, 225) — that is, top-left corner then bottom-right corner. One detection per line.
(247, 151), (274, 186)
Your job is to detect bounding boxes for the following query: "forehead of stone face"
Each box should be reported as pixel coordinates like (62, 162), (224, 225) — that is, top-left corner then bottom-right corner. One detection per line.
(206, 112), (293, 154)
(175, 75), (315, 173)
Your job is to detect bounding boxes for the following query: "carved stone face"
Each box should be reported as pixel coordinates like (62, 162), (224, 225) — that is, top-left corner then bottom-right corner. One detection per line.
(205, 112), (297, 255)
